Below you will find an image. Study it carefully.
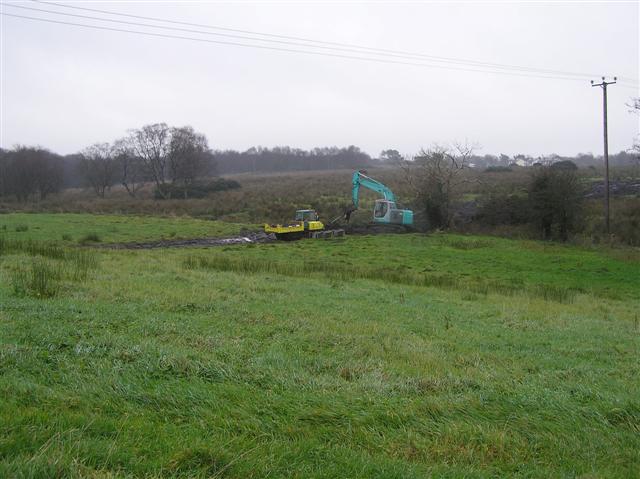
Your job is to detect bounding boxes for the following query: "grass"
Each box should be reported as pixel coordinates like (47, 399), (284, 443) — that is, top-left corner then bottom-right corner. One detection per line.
(2, 236), (100, 297)
(0, 213), (253, 244)
(183, 233), (640, 301)
(0, 214), (639, 477)
(183, 251), (577, 302)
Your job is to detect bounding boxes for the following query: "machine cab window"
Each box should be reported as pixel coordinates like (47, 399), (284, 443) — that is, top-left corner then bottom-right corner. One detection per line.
(295, 210), (318, 222)
(374, 200), (389, 218)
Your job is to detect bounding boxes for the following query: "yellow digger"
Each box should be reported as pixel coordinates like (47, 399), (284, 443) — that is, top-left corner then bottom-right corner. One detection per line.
(264, 209), (344, 241)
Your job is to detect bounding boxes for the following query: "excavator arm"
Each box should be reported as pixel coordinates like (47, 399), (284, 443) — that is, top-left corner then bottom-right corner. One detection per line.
(351, 170), (396, 209)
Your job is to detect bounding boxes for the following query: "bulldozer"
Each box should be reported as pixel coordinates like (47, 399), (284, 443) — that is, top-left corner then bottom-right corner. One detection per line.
(264, 209), (345, 241)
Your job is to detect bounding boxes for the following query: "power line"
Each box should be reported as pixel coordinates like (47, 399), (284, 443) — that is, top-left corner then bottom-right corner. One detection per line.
(18, 2), (574, 73)
(3, 7), (637, 88)
(2, 11), (608, 82)
(29, 0), (636, 83)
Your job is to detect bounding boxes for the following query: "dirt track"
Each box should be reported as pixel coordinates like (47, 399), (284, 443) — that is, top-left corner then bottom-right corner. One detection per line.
(102, 231), (275, 249)
(100, 224), (415, 249)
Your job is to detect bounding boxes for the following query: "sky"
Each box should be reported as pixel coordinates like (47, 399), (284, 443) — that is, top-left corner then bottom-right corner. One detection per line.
(1, 0), (639, 158)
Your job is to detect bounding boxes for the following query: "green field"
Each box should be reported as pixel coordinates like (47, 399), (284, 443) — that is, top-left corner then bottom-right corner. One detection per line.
(0, 213), (251, 243)
(1, 214), (639, 477)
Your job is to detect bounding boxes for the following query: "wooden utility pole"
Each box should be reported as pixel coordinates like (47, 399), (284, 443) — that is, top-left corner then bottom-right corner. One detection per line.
(591, 76), (616, 234)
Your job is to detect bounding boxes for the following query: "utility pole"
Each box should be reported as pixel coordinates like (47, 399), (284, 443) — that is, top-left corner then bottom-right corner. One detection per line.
(591, 76), (616, 235)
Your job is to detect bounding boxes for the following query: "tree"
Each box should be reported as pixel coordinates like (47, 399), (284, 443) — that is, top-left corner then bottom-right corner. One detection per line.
(111, 139), (145, 198)
(550, 159), (578, 171)
(629, 97), (640, 166)
(78, 143), (117, 197)
(529, 164), (582, 241)
(379, 149), (403, 164)
(402, 142), (477, 229)
(0, 148), (7, 198)
(126, 123), (213, 198)
(3, 146), (64, 201)
(167, 126), (210, 186)
(128, 123), (172, 197)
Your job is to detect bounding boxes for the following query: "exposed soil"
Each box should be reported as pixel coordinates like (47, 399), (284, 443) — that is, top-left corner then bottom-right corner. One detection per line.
(585, 179), (640, 198)
(100, 223), (419, 249)
(102, 231), (276, 249)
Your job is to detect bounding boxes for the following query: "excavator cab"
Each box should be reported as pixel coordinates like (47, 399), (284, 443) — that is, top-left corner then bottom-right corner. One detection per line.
(373, 199), (413, 225)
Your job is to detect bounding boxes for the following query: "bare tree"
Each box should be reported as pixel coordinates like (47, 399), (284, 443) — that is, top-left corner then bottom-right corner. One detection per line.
(112, 139), (145, 198)
(126, 123), (213, 198)
(402, 141), (477, 229)
(629, 97), (640, 167)
(167, 126), (210, 186)
(128, 123), (171, 197)
(78, 143), (117, 197)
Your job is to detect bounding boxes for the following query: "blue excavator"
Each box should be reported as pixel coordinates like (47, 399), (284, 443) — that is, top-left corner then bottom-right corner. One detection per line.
(347, 170), (413, 226)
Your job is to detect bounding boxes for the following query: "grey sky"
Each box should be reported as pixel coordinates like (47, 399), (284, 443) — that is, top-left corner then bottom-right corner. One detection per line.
(1, 1), (638, 158)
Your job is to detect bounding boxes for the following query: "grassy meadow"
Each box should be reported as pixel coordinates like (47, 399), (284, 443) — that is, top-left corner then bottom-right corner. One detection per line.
(1, 213), (639, 477)
(0, 213), (252, 244)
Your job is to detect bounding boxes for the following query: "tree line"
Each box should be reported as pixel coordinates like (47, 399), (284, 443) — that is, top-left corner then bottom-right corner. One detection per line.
(77, 123), (216, 199)
(401, 143), (622, 242)
(0, 123), (216, 201)
(0, 119), (637, 203)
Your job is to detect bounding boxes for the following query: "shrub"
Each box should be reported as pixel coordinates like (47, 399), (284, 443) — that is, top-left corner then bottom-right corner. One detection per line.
(551, 160), (578, 171)
(79, 233), (101, 244)
(475, 194), (530, 226)
(15, 224), (28, 232)
(611, 199), (640, 246)
(529, 166), (583, 240)
(484, 166), (512, 173)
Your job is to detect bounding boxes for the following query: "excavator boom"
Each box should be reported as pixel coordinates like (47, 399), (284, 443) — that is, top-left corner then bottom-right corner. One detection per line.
(352, 171), (396, 208)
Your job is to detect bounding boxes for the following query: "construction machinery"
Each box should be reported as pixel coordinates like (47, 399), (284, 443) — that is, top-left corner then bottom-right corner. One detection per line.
(265, 171), (412, 240)
(264, 209), (345, 241)
(349, 171), (414, 226)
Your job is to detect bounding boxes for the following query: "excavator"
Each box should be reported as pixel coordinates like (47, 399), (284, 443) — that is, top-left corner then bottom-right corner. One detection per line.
(264, 170), (412, 240)
(348, 170), (413, 227)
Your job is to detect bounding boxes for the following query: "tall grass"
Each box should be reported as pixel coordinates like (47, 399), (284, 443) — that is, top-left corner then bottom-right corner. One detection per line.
(183, 255), (577, 302)
(2, 237), (99, 298)
(11, 259), (61, 298)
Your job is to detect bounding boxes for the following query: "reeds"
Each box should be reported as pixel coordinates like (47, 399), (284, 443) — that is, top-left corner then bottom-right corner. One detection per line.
(3, 236), (99, 298)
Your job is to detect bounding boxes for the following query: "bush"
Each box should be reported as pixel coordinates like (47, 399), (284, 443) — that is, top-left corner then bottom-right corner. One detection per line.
(79, 233), (101, 244)
(475, 194), (530, 226)
(15, 224), (28, 232)
(154, 179), (241, 200)
(484, 166), (512, 173)
(529, 166), (583, 240)
(611, 199), (640, 246)
(551, 160), (578, 171)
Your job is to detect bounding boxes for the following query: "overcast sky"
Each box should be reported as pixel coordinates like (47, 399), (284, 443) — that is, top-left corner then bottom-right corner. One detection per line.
(1, 1), (638, 158)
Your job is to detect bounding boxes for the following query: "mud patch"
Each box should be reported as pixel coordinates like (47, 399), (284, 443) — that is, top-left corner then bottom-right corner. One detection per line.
(102, 231), (275, 249)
